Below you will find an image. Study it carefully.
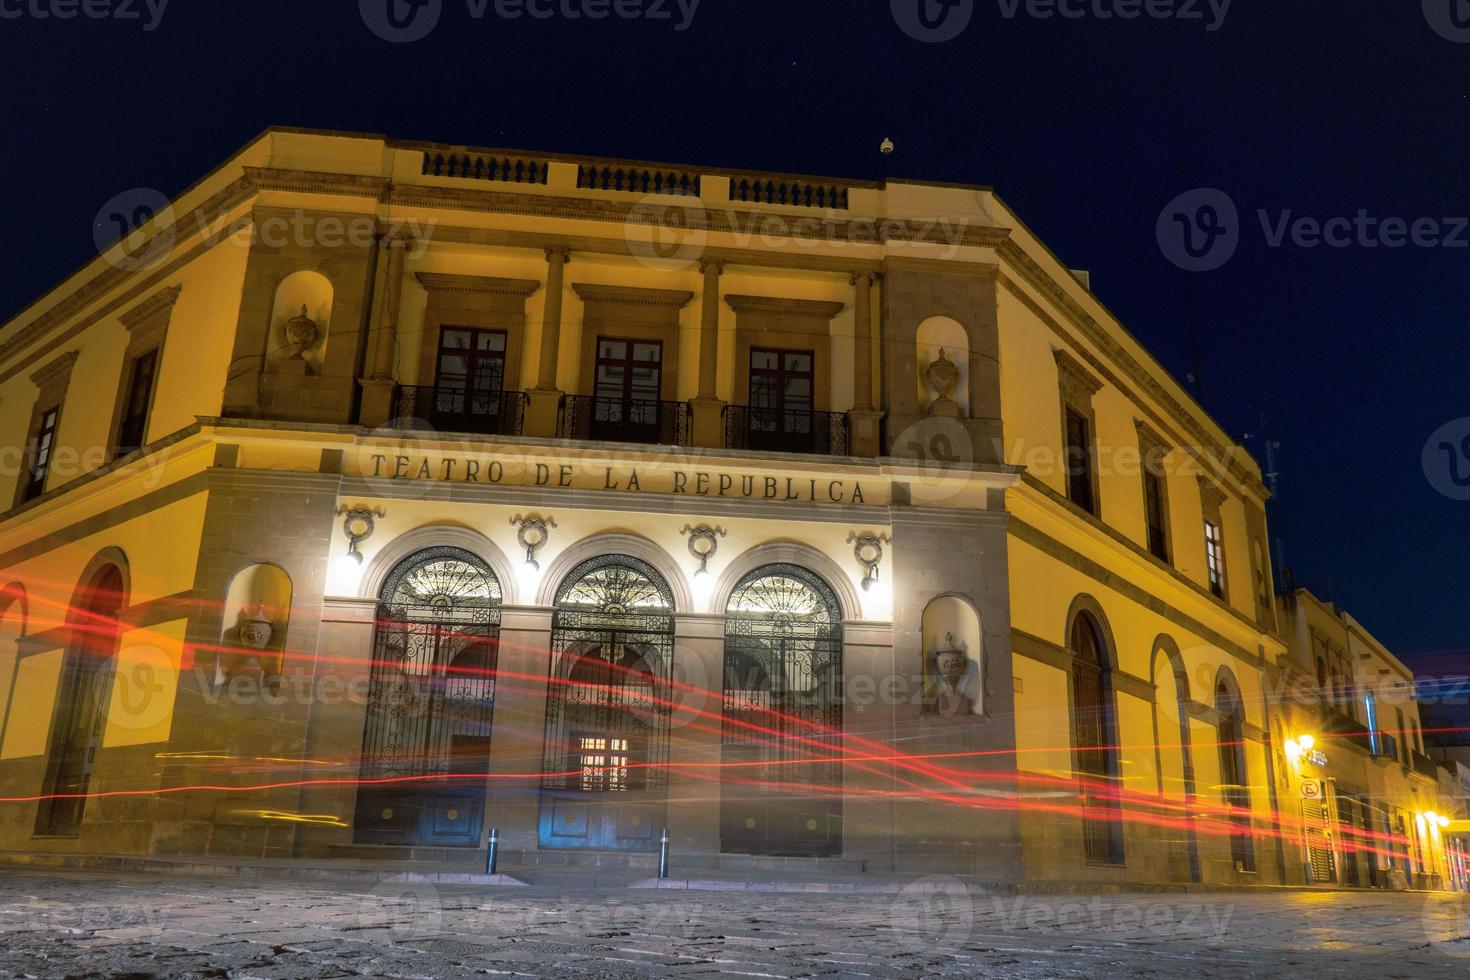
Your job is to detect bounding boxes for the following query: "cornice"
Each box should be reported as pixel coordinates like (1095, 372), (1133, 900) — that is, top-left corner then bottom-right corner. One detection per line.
(1053, 347), (1104, 395)
(413, 273), (541, 298)
(30, 350), (79, 392)
(572, 283), (694, 308)
(119, 285), (183, 330)
(724, 294), (845, 319)
(241, 166), (391, 199)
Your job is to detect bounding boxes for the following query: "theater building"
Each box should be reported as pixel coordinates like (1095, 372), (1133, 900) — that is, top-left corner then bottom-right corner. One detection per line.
(0, 127), (1444, 885)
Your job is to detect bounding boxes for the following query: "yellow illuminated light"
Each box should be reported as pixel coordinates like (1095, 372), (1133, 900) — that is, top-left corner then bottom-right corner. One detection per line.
(1296, 734), (1314, 751)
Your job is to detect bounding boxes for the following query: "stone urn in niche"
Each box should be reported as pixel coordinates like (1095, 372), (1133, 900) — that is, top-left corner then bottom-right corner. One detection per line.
(927, 631), (978, 717)
(237, 602), (274, 652)
(925, 348), (962, 418)
(285, 306), (319, 358)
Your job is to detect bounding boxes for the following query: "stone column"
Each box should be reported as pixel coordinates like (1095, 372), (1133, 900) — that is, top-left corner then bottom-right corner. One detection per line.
(848, 271), (884, 457)
(358, 234), (411, 427)
(689, 259), (727, 449)
(525, 247), (571, 439)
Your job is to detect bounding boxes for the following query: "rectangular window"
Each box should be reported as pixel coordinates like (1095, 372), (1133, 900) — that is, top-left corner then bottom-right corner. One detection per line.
(23, 406), (59, 503)
(1143, 468), (1169, 562)
(114, 348), (158, 458)
(1064, 408), (1095, 514)
(1204, 519), (1226, 598)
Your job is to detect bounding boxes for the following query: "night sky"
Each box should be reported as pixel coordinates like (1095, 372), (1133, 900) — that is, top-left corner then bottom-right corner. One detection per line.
(1, 1), (1466, 675)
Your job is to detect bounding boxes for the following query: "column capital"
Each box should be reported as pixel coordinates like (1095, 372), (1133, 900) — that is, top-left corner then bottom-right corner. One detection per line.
(699, 257), (726, 276)
(379, 230), (415, 251)
(544, 245), (572, 264)
(850, 269), (879, 287)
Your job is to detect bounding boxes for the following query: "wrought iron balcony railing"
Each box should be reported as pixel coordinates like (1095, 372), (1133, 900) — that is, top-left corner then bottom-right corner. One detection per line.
(392, 386), (527, 437)
(724, 405), (849, 457)
(1409, 749), (1440, 780)
(558, 395), (690, 446)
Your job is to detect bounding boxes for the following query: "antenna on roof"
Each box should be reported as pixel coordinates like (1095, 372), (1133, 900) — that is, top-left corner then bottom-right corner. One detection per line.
(1184, 272), (1204, 402)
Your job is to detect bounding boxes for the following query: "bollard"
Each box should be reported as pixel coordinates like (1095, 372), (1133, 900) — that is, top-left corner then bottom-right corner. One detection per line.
(486, 827), (499, 876)
(658, 827), (670, 880)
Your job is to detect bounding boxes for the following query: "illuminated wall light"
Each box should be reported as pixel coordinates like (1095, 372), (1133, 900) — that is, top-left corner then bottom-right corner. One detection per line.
(849, 531), (890, 593)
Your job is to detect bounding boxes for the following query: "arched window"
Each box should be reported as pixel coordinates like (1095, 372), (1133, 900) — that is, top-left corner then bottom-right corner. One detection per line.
(1070, 611), (1124, 864)
(36, 564), (126, 836)
(721, 564), (844, 857)
(539, 555), (675, 853)
(1215, 672), (1256, 872)
(354, 547), (501, 847)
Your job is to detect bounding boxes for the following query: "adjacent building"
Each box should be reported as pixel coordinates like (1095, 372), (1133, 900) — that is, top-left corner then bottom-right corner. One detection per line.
(0, 127), (1458, 887)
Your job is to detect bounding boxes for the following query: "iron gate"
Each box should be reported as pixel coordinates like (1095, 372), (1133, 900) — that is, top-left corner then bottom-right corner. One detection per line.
(720, 564), (843, 857)
(539, 555), (675, 852)
(354, 547), (502, 847)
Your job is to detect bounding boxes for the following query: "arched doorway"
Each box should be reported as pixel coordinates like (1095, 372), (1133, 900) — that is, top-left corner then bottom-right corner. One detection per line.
(1070, 610), (1124, 865)
(354, 547), (502, 847)
(36, 564), (126, 837)
(720, 564), (843, 857)
(539, 555), (675, 852)
(1215, 671), (1256, 871)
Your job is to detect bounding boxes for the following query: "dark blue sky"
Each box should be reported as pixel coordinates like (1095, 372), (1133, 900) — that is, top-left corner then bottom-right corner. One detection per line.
(1, 1), (1467, 670)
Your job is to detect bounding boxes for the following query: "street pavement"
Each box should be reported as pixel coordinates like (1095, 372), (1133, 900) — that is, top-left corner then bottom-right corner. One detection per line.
(0, 868), (1467, 977)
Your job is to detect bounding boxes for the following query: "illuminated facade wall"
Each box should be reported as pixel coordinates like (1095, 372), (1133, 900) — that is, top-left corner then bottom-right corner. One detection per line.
(0, 129), (1455, 885)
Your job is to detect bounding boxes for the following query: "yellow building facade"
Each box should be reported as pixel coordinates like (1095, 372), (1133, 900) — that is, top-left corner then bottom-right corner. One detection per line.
(0, 128), (1457, 886)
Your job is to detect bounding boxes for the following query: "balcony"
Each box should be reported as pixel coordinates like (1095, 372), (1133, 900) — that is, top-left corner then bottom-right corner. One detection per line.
(558, 395), (690, 447)
(1373, 732), (1399, 762)
(1410, 750), (1440, 780)
(725, 406), (849, 457)
(392, 386), (527, 437)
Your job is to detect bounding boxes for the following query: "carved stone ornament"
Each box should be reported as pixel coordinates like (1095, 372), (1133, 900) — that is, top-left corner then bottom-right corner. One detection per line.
(237, 602), (274, 651)
(337, 506), (385, 564)
(285, 305), (320, 359)
(927, 630), (981, 718)
(925, 348), (962, 419)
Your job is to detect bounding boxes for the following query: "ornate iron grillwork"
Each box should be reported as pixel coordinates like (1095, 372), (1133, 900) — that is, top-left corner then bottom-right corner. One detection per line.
(357, 548), (502, 785)
(541, 555), (676, 793)
(724, 405), (849, 456)
(558, 395), (691, 446)
(393, 386), (527, 437)
(721, 564), (844, 855)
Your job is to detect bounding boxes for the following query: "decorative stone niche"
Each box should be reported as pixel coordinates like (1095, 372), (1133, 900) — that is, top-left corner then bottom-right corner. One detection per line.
(216, 563), (292, 688)
(915, 315), (970, 418)
(921, 595), (983, 717)
(268, 271), (334, 378)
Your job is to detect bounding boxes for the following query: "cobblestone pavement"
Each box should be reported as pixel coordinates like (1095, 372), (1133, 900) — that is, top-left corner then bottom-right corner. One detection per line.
(0, 869), (1467, 978)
